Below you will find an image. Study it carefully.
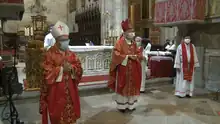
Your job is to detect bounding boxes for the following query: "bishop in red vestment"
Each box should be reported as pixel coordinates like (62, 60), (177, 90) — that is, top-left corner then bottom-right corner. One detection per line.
(40, 21), (83, 124)
(108, 19), (143, 112)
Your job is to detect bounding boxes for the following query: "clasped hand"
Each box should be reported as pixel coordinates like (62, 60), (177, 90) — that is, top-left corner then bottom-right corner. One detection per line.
(63, 62), (72, 72)
(128, 55), (137, 60)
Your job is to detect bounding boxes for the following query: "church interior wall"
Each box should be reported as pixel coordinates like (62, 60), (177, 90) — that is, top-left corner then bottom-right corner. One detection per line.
(68, 0), (128, 44)
(3, 0), (68, 33)
(159, 27), (178, 45)
(178, 23), (220, 91)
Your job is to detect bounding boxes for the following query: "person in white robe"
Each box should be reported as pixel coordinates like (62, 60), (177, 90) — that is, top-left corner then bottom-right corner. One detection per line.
(165, 40), (176, 51)
(44, 25), (56, 50)
(174, 35), (199, 98)
(136, 37), (152, 92)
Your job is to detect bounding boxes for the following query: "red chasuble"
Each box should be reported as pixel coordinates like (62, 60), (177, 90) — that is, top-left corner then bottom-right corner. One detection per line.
(40, 45), (83, 124)
(181, 43), (194, 81)
(108, 36), (142, 96)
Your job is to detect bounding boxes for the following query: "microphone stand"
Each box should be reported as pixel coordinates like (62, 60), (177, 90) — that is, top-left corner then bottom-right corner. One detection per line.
(1, 19), (23, 124)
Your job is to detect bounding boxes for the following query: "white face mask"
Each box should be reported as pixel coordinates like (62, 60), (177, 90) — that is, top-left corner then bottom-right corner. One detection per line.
(126, 32), (135, 40)
(184, 38), (191, 44)
(136, 42), (141, 47)
(169, 41), (173, 45)
(59, 40), (70, 51)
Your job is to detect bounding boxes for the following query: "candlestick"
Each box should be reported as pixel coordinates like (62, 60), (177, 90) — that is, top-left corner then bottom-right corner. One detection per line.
(24, 27), (29, 36)
(24, 28), (27, 36)
(30, 27), (33, 36)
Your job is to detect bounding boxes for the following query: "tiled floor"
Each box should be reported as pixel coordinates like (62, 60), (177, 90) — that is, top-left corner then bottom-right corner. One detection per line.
(0, 85), (219, 124)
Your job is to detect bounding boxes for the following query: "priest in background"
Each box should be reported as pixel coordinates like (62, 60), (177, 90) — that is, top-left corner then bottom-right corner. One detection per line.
(174, 35), (199, 98)
(108, 19), (142, 113)
(137, 38), (151, 93)
(44, 24), (56, 50)
(40, 21), (83, 124)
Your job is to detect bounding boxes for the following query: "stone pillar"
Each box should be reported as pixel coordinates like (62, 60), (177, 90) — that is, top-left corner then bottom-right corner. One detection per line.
(114, 0), (123, 36)
(101, 0), (128, 45)
(149, 0), (152, 19)
(122, 0), (128, 20)
(176, 25), (189, 45)
(0, 20), (3, 51)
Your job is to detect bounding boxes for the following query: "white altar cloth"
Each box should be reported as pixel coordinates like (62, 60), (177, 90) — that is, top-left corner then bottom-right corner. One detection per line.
(69, 46), (114, 52)
(148, 51), (172, 56)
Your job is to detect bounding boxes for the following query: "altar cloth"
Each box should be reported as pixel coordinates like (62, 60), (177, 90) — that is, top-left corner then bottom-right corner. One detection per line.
(149, 56), (173, 78)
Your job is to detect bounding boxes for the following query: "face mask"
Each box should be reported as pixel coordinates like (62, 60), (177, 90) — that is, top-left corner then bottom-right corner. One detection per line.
(59, 40), (70, 51)
(126, 32), (135, 39)
(136, 42), (141, 47)
(184, 39), (190, 44)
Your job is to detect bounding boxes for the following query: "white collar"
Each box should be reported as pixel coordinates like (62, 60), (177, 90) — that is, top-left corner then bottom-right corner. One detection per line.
(125, 38), (132, 45)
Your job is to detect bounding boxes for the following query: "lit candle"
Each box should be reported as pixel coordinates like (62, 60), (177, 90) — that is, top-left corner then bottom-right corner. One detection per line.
(26, 27), (30, 36)
(30, 27), (33, 36)
(24, 28), (27, 36)
(24, 28), (28, 36)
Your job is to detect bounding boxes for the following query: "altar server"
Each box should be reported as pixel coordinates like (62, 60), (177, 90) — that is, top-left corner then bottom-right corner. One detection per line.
(165, 39), (176, 51)
(138, 38), (151, 93)
(108, 19), (142, 112)
(40, 21), (83, 124)
(174, 35), (199, 98)
(44, 24), (56, 50)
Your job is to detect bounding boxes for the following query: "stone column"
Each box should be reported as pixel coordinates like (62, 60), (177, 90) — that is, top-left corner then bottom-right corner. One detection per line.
(176, 25), (189, 45)
(0, 20), (3, 51)
(101, 0), (128, 45)
(149, 0), (152, 19)
(114, 0), (123, 36)
(122, 0), (128, 20)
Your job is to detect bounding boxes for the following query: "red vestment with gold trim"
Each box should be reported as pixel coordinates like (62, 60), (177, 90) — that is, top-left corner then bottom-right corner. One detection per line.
(108, 36), (142, 96)
(40, 45), (82, 124)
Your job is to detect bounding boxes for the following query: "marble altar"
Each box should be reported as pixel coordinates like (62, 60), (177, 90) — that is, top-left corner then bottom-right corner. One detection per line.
(68, 46), (113, 87)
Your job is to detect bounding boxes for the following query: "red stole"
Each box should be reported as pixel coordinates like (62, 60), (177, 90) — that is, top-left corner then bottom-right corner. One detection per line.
(181, 42), (194, 81)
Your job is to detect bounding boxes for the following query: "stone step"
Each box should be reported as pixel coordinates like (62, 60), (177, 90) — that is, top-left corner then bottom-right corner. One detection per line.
(145, 77), (173, 87)
(0, 77), (173, 102)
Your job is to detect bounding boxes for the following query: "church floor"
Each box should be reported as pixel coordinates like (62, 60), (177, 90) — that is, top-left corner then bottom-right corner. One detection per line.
(0, 85), (220, 124)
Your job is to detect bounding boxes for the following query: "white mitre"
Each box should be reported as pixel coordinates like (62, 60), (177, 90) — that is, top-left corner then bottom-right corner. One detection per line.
(51, 21), (69, 40)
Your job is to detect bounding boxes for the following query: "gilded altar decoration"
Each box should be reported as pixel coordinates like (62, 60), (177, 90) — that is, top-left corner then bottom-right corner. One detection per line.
(25, 40), (44, 90)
